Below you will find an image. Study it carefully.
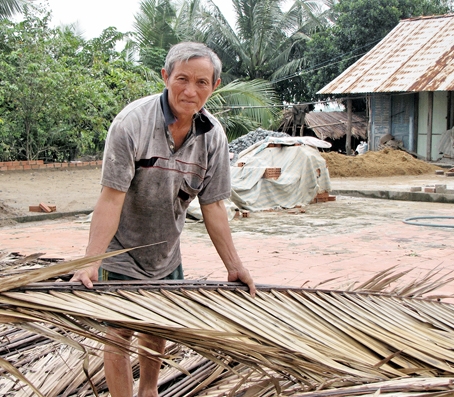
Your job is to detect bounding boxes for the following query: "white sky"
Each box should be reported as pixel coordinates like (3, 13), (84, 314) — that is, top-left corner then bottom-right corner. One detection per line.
(44, 0), (236, 39)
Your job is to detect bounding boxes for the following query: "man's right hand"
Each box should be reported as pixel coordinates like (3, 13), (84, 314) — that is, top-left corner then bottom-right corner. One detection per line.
(70, 264), (99, 289)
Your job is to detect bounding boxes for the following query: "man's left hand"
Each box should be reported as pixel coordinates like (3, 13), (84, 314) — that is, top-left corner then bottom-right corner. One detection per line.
(228, 266), (256, 297)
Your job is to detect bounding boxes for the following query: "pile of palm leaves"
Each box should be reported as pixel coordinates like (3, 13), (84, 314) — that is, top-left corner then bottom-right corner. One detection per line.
(1, 251), (454, 396)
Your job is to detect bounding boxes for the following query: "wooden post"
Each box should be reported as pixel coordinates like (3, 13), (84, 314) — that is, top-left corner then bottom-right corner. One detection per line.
(426, 92), (433, 161)
(346, 98), (352, 155)
(366, 95), (371, 149)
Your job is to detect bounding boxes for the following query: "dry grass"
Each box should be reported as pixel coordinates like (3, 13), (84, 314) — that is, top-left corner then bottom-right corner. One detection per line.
(1, 252), (454, 396)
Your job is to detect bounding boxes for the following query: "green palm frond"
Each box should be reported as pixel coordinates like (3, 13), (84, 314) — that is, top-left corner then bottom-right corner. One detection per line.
(0, 0), (25, 18)
(207, 79), (280, 141)
(133, 0), (179, 49)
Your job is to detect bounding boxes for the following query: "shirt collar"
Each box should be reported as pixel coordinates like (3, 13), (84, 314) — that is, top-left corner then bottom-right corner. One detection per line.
(160, 88), (214, 135)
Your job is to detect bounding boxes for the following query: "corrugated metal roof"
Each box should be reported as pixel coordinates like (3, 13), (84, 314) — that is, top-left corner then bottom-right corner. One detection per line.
(305, 111), (368, 140)
(318, 14), (454, 94)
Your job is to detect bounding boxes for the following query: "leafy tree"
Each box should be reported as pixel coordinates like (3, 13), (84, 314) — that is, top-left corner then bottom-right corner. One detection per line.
(397, 0), (451, 18)
(296, 28), (342, 101)
(0, 6), (162, 161)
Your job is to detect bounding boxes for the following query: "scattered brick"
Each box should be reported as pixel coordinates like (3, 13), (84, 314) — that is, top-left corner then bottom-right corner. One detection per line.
(435, 170), (445, 175)
(410, 186), (422, 192)
(316, 191), (330, 198)
(29, 203), (56, 213)
(446, 172), (454, 177)
(424, 187), (436, 193)
(241, 210), (250, 218)
(39, 203), (53, 213)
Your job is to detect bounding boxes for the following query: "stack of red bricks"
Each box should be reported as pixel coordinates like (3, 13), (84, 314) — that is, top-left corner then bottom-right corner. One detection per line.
(0, 160), (102, 172)
(263, 167), (281, 179)
(29, 203), (57, 213)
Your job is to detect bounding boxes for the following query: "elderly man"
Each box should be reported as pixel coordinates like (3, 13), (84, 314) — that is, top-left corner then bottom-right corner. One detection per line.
(71, 42), (256, 397)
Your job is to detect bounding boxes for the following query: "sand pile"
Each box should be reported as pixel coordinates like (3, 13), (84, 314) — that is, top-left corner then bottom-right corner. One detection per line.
(321, 148), (442, 177)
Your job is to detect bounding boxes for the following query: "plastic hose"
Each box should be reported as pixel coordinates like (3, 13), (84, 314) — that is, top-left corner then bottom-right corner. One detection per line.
(403, 216), (454, 228)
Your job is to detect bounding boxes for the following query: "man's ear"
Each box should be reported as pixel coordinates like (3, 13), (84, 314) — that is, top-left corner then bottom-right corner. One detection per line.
(213, 78), (221, 90)
(161, 68), (168, 84)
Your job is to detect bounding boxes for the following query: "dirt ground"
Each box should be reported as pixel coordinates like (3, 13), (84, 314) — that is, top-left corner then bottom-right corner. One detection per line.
(0, 149), (451, 228)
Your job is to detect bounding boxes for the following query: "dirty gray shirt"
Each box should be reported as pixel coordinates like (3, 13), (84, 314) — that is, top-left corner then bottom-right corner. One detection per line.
(100, 90), (231, 279)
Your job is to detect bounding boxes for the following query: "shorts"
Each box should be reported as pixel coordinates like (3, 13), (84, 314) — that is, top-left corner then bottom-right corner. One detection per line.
(99, 264), (184, 281)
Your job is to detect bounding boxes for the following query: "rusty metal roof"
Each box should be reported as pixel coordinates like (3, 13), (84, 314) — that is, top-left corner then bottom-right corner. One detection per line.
(305, 111), (368, 140)
(318, 14), (454, 94)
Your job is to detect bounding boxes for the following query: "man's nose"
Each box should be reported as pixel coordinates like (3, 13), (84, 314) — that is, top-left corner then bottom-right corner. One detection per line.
(184, 82), (197, 96)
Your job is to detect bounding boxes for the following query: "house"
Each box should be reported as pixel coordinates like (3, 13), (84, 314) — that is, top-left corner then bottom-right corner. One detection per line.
(318, 14), (454, 161)
(304, 111), (368, 153)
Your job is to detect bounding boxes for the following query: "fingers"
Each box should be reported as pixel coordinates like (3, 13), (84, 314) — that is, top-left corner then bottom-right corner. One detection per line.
(248, 279), (257, 298)
(70, 269), (94, 289)
(243, 271), (256, 298)
(228, 269), (256, 297)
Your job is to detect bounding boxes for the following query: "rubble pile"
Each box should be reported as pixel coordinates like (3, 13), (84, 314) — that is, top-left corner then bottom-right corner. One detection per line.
(228, 128), (289, 163)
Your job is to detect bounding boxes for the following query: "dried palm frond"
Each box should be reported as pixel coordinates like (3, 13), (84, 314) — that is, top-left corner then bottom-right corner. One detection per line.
(1, 253), (454, 396)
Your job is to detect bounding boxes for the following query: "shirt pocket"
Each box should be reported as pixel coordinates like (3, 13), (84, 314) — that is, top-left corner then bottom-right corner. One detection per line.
(174, 177), (202, 218)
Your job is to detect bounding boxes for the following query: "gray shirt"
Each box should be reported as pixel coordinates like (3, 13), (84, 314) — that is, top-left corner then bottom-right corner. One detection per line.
(100, 90), (231, 279)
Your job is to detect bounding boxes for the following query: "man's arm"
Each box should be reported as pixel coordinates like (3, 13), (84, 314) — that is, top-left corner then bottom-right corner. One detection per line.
(200, 200), (256, 296)
(70, 186), (126, 288)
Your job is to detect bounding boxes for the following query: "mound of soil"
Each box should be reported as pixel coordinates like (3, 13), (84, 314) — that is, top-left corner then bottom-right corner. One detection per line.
(321, 149), (442, 178)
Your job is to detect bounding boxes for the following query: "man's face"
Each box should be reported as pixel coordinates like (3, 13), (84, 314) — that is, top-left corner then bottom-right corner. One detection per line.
(161, 57), (221, 121)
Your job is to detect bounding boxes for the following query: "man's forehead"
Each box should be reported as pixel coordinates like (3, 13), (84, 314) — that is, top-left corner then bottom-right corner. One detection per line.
(173, 58), (213, 70)
(172, 59), (214, 81)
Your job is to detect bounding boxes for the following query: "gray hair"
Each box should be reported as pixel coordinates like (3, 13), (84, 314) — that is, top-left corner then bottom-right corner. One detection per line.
(164, 42), (222, 86)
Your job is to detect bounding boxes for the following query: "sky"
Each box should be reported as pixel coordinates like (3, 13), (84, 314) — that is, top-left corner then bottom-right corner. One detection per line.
(45, 0), (236, 39)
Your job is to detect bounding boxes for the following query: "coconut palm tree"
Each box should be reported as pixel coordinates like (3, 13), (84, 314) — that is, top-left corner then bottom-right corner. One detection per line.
(132, 0), (281, 140)
(201, 0), (331, 87)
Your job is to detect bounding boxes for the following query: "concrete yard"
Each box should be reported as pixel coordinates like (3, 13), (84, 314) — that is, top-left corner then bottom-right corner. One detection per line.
(1, 172), (453, 301)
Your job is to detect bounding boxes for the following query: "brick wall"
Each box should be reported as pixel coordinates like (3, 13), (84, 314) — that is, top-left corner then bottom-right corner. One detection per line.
(0, 160), (103, 172)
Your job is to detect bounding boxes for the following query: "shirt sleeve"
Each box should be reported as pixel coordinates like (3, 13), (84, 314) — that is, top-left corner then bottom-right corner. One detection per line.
(100, 117), (136, 192)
